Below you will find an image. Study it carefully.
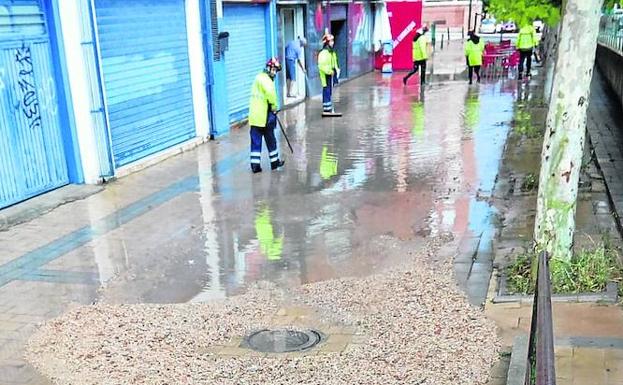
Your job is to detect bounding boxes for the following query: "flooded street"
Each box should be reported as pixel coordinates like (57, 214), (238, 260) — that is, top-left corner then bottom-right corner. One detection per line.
(0, 72), (526, 384)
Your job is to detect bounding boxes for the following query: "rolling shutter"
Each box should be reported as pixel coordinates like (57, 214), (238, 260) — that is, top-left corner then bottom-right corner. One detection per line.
(0, 0), (69, 208)
(222, 3), (268, 123)
(95, 0), (196, 167)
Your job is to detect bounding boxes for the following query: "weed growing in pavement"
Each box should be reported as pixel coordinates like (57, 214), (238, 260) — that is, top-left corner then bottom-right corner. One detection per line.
(506, 253), (533, 294)
(512, 108), (544, 139)
(506, 240), (623, 295)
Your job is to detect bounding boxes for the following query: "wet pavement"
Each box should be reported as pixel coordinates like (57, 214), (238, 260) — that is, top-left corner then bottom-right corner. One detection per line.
(0, 69), (543, 383)
(588, 69), (623, 233)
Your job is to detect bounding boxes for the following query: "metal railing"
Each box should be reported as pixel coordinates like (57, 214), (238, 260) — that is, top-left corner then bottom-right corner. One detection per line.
(599, 14), (623, 52)
(525, 252), (556, 385)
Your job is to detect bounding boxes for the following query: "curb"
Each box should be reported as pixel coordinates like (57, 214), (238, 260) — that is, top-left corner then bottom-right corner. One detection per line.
(507, 334), (529, 385)
(492, 272), (619, 304)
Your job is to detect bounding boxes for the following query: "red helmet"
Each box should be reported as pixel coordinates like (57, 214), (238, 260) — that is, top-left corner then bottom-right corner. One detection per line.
(322, 33), (335, 45)
(266, 57), (282, 71)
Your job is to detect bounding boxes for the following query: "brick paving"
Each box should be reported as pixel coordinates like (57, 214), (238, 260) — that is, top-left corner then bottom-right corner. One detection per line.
(588, 70), (623, 233)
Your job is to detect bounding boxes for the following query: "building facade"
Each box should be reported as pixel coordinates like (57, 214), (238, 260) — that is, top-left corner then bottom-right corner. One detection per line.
(0, 0), (378, 210)
(422, 0), (483, 31)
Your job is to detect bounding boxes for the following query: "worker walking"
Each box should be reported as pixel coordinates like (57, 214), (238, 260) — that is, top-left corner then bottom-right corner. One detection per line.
(517, 23), (539, 80)
(249, 57), (285, 173)
(318, 33), (342, 117)
(465, 31), (485, 84)
(403, 26), (430, 86)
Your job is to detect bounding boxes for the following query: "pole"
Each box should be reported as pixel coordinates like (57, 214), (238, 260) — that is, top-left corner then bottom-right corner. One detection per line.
(467, 0), (473, 32)
(275, 115), (294, 154)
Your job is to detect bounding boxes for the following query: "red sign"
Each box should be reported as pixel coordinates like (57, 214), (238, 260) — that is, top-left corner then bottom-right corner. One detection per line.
(387, 1), (423, 71)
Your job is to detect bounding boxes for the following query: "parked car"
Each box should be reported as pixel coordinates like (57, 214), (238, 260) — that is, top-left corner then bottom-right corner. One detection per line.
(533, 19), (544, 33)
(480, 18), (497, 34)
(501, 21), (518, 33)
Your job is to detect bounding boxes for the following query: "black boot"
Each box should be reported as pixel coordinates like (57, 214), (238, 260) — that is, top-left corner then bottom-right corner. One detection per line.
(271, 159), (285, 170)
(251, 164), (262, 173)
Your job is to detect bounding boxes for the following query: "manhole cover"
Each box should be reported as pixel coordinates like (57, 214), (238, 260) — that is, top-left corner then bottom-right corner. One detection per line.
(244, 329), (323, 353)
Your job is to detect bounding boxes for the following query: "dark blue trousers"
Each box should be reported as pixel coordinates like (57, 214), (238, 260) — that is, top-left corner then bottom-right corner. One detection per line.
(250, 116), (279, 172)
(322, 74), (333, 113)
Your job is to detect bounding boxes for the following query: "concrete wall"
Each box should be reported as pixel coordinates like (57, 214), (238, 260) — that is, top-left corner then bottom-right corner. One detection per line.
(596, 43), (623, 113)
(422, 4), (465, 28)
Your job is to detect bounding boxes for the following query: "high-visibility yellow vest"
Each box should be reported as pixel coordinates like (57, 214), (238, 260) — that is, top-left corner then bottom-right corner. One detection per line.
(248, 72), (277, 127)
(465, 40), (485, 66)
(517, 25), (538, 50)
(318, 48), (339, 87)
(412, 35), (429, 61)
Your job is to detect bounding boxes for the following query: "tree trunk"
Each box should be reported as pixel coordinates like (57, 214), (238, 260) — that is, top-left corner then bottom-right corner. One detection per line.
(543, 23), (562, 103)
(534, 0), (602, 262)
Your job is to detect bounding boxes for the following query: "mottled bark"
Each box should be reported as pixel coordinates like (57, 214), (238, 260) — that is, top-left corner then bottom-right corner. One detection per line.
(543, 23), (562, 103)
(534, 0), (602, 262)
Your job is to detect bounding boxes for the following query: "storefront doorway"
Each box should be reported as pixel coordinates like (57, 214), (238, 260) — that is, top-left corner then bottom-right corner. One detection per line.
(279, 6), (306, 106)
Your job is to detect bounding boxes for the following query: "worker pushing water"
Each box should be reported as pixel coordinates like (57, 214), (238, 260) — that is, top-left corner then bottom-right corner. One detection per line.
(248, 57), (286, 174)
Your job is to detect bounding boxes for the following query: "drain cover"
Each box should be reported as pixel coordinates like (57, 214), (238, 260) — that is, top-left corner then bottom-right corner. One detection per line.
(244, 329), (323, 353)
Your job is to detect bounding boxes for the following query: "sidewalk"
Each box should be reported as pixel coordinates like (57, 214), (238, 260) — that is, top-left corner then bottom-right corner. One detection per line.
(483, 68), (623, 385)
(588, 70), (623, 234)
(0, 69), (504, 383)
(430, 42), (469, 81)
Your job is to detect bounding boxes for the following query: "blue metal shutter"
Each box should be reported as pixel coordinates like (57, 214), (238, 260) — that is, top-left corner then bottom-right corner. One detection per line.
(222, 3), (267, 123)
(94, 0), (196, 168)
(0, 0), (69, 209)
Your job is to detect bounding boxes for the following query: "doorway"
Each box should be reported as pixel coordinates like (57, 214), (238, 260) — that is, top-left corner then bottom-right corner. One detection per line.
(279, 6), (306, 106)
(331, 19), (348, 80)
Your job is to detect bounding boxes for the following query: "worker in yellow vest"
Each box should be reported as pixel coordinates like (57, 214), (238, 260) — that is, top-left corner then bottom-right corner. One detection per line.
(516, 24), (539, 80)
(318, 33), (342, 117)
(403, 25), (430, 86)
(248, 57), (285, 173)
(465, 32), (485, 84)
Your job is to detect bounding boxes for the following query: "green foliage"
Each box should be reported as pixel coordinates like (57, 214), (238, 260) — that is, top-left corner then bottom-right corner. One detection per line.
(513, 107), (544, 138)
(507, 253), (534, 294)
(487, 0), (561, 27)
(521, 173), (539, 192)
(506, 241), (623, 295)
(550, 245), (622, 294)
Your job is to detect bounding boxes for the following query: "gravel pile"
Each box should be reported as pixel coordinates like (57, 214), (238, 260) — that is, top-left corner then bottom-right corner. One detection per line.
(26, 237), (500, 385)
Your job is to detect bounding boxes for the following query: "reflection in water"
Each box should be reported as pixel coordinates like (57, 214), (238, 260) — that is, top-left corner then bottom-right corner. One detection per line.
(192, 148), (226, 302)
(181, 75), (521, 300)
(372, 82), (391, 107)
(322, 160), (371, 195)
(464, 89), (480, 133)
(255, 204), (284, 261)
(412, 101), (425, 138)
(319, 146), (339, 180)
